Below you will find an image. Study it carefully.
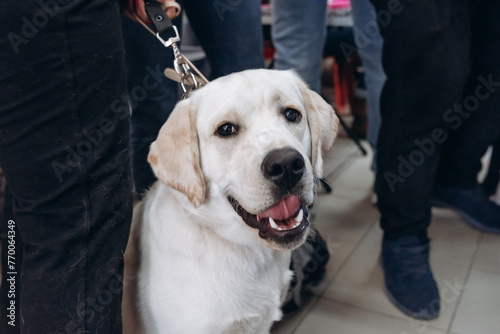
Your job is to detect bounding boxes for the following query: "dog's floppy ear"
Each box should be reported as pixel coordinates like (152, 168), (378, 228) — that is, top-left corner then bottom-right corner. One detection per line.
(148, 99), (205, 207)
(294, 74), (339, 177)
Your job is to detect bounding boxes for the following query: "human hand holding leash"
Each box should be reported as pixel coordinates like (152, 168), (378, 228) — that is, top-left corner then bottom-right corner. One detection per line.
(121, 0), (181, 23)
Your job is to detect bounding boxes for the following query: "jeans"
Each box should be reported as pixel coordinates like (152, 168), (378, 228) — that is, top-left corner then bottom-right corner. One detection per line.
(0, 1), (133, 333)
(124, 0), (265, 194)
(371, 0), (500, 238)
(351, 0), (386, 171)
(271, 0), (327, 93)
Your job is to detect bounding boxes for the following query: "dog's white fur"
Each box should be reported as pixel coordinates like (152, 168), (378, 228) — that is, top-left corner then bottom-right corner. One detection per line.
(123, 69), (338, 334)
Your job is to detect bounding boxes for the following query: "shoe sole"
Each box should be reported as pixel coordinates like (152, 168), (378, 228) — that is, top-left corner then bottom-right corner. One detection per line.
(383, 285), (440, 320)
(432, 199), (500, 234)
(379, 258), (440, 320)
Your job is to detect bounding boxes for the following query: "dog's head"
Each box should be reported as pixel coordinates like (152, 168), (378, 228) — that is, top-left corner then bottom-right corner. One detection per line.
(148, 69), (338, 250)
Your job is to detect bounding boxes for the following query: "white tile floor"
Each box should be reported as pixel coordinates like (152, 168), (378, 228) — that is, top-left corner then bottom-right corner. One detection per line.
(272, 137), (500, 334)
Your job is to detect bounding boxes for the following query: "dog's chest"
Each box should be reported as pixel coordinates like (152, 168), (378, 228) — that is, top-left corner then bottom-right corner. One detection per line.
(142, 239), (292, 333)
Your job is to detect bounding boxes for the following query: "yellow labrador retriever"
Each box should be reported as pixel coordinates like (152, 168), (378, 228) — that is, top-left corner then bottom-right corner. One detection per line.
(123, 69), (338, 333)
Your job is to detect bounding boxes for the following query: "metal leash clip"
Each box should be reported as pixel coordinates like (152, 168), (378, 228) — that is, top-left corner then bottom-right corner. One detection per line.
(139, 0), (209, 98)
(155, 25), (180, 48)
(169, 40), (207, 99)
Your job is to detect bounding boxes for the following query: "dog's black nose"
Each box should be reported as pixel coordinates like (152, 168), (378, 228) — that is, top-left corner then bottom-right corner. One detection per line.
(262, 148), (305, 189)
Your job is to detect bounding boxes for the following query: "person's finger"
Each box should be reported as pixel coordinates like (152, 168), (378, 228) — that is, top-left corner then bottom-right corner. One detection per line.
(122, 0), (181, 24)
(162, 1), (182, 19)
(134, 0), (150, 23)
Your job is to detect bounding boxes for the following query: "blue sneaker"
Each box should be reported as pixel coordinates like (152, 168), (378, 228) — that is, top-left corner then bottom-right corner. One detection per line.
(381, 235), (440, 319)
(432, 183), (500, 234)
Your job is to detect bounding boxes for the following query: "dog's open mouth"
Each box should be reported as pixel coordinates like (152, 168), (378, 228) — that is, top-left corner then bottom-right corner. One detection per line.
(228, 195), (309, 243)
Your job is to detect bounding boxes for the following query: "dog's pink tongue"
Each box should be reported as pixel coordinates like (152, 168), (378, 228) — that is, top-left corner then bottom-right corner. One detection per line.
(258, 196), (301, 221)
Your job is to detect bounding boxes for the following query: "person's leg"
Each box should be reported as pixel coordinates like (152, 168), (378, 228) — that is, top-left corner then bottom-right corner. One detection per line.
(122, 12), (183, 196)
(433, 0), (500, 232)
(184, 0), (264, 79)
(371, 0), (472, 318)
(270, 0), (327, 93)
(374, 0), (472, 239)
(350, 0), (386, 170)
(0, 1), (132, 332)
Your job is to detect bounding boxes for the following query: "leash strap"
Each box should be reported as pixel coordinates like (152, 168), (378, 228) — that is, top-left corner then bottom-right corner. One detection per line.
(144, 0), (174, 36)
(143, 0), (180, 47)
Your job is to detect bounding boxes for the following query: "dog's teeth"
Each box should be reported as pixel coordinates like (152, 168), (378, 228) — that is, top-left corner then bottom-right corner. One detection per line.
(269, 210), (303, 231)
(294, 209), (303, 225)
(269, 217), (279, 230)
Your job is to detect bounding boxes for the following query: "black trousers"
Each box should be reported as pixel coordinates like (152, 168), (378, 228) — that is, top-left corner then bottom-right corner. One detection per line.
(0, 1), (133, 333)
(371, 0), (500, 238)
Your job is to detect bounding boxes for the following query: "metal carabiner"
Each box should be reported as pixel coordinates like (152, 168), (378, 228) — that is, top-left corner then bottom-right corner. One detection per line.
(155, 25), (181, 48)
(171, 43), (205, 96)
(134, 2), (208, 98)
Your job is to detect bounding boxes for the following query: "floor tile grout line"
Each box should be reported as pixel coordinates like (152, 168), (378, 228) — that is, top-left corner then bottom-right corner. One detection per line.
(429, 256), (479, 270)
(288, 220), (379, 333)
(312, 219), (380, 298)
(445, 231), (484, 334)
(289, 139), (374, 333)
(288, 296), (322, 334)
(308, 220), (481, 334)
(316, 298), (449, 334)
(469, 266), (500, 275)
(324, 147), (363, 183)
(458, 231), (500, 275)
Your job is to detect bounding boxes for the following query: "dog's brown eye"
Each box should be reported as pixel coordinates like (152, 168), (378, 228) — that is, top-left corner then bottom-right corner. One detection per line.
(216, 123), (237, 136)
(283, 108), (301, 123)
